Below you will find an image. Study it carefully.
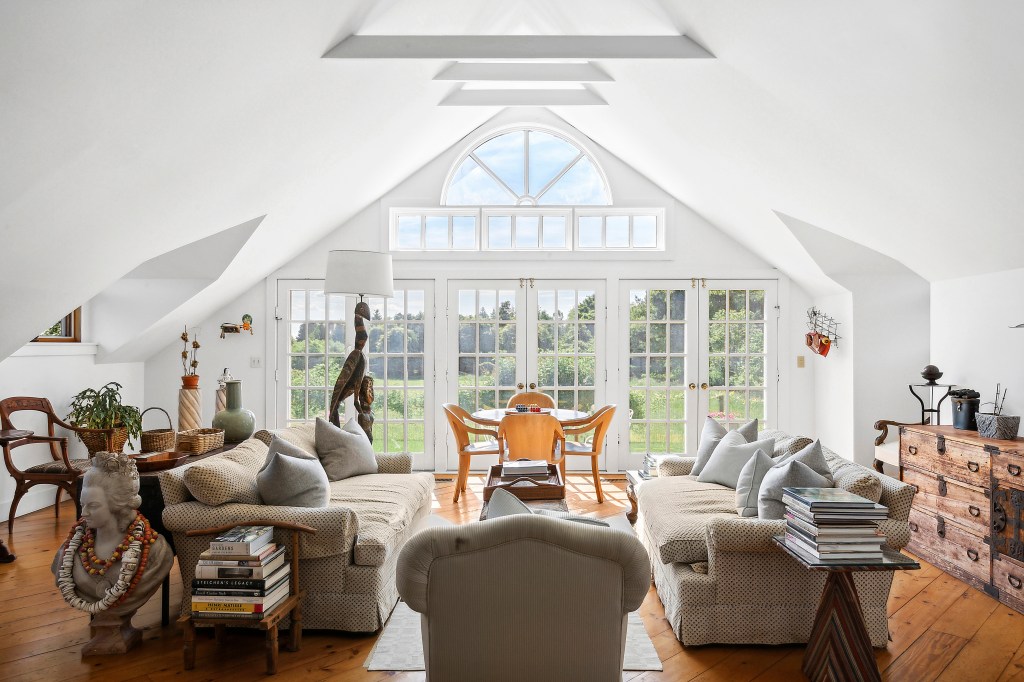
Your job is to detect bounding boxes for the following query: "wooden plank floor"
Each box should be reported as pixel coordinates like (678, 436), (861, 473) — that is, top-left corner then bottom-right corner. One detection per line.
(1, 475), (1022, 680)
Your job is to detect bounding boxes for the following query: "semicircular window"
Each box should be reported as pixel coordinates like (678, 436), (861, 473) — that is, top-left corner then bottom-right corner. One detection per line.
(444, 129), (610, 206)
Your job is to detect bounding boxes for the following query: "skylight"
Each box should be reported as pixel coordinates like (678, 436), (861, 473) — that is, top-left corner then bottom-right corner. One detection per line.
(444, 129), (610, 206)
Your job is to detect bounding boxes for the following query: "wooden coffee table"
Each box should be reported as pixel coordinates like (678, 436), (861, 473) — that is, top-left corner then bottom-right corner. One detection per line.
(479, 463), (567, 521)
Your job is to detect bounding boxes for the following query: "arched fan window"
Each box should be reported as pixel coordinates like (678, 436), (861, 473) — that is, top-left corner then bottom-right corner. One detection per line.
(443, 128), (611, 206)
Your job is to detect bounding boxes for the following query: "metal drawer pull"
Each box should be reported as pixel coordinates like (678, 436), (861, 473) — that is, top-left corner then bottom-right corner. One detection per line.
(908, 521), (919, 532)
(908, 445), (918, 455)
(968, 505), (981, 517)
(1009, 464), (1022, 476)
(1009, 575), (1023, 590)
(967, 461), (980, 472)
(967, 549), (979, 561)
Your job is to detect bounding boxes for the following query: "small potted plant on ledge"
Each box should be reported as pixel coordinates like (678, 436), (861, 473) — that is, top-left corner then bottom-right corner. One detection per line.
(181, 325), (200, 388)
(66, 381), (143, 454)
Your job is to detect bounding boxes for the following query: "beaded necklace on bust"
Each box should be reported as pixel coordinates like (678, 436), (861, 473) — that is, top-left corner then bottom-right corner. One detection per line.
(57, 512), (158, 614)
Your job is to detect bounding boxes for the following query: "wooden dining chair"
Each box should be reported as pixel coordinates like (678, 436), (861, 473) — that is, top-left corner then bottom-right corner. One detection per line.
(560, 405), (616, 503)
(0, 396), (115, 529)
(497, 414), (565, 464)
(506, 392), (555, 409)
(442, 404), (501, 503)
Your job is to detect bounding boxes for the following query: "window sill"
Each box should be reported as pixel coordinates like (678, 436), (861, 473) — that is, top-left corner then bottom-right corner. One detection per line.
(13, 343), (99, 358)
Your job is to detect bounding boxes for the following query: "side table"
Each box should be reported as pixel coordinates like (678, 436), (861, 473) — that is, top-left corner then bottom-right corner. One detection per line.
(772, 536), (919, 682)
(625, 470), (648, 525)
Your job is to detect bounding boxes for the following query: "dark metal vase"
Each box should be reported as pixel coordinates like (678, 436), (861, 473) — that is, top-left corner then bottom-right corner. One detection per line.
(952, 398), (980, 430)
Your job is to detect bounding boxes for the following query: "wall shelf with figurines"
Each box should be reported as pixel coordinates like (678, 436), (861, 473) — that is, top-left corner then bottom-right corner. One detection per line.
(806, 307), (841, 357)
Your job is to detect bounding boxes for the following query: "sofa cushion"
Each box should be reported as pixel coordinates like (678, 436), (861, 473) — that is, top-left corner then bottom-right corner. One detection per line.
(735, 449), (776, 517)
(836, 469), (883, 503)
(182, 440), (265, 505)
(698, 432), (776, 489)
(257, 436), (330, 508)
(316, 417), (378, 481)
(757, 460), (831, 519)
(329, 472), (435, 566)
(636, 476), (738, 564)
(692, 418), (758, 476)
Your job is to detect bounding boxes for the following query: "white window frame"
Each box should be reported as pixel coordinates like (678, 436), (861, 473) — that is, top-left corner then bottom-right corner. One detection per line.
(480, 208), (573, 251)
(391, 208), (479, 251)
(575, 208), (666, 251)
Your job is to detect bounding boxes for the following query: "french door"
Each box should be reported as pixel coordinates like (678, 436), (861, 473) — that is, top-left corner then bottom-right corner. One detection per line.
(276, 279), (435, 470)
(446, 279), (605, 470)
(620, 279), (776, 469)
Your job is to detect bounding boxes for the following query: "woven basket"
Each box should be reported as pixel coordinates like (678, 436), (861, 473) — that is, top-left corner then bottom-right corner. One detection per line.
(79, 427), (128, 455)
(177, 428), (225, 454)
(140, 407), (176, 452)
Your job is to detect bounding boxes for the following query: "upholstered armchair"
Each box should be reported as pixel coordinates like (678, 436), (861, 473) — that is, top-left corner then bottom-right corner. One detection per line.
(397, 514), (650, 682)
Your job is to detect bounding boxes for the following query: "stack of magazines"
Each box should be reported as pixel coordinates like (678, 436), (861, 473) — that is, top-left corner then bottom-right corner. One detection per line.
(501, 460), (549, 479)
(782, 487), (889, 563)
(191, 525), (291, 620)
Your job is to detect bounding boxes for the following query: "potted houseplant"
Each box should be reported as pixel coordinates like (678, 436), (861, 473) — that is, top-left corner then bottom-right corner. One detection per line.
(181, 325), (200, 388)
(66, 382), (143, 454)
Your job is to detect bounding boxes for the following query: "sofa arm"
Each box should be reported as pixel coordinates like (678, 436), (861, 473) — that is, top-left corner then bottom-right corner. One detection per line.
(377, 453), (412, 474)
(706, 517), (786, 555)
(162, 501), (358, 560)
(876, 519), (910, 551)
(658, 456), (695, 477)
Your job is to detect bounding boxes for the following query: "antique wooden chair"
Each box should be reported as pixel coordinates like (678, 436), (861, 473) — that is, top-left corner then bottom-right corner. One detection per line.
(506, 392), (555, 409)
(0, 396), (115, 529)
(560, 405), (616, 503)
(442, 403), (501, 503)
(497, 413), (565, 464)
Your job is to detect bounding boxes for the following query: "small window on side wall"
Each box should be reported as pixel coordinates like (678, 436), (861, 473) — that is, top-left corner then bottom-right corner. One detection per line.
(34, 308), (81, 343)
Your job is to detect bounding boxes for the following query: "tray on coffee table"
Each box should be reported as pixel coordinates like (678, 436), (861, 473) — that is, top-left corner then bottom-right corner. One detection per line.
(483, 463), (565, 501)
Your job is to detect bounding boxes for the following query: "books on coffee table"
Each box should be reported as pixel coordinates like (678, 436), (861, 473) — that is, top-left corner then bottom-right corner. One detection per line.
(502, 460), (549, 477)
(781, 487), (889, 562)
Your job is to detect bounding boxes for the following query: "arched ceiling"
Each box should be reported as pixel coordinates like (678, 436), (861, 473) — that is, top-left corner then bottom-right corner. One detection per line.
(2, 1), (1020, 362)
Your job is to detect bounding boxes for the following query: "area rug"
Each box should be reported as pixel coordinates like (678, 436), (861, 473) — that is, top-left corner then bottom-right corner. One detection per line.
(364, 602), (662, 671)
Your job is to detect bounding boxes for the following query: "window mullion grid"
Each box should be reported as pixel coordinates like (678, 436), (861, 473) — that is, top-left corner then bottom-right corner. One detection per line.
(534, 152), (584, 204)
(469, 152), (518, 204)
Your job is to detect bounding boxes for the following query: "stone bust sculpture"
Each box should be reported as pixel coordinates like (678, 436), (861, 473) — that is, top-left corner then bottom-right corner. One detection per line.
(52, 451), (173, 654)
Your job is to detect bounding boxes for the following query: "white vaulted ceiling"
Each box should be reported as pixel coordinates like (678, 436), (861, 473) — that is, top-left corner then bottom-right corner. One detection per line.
(2, 0), (1022, 361)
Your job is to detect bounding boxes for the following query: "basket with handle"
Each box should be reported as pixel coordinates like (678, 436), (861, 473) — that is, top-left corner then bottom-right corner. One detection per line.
(176, 428), (225, 454)
(140, 407), (176, 452)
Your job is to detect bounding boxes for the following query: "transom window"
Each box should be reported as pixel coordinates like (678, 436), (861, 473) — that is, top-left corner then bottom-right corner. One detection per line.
(444, 128), (610, 207)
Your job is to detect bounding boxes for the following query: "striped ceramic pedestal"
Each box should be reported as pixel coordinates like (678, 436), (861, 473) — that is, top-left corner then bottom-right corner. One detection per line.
(802, 572), (880, 682)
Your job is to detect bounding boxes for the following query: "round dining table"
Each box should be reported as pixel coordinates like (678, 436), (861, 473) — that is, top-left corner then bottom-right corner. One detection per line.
(470, 408), (589, 426)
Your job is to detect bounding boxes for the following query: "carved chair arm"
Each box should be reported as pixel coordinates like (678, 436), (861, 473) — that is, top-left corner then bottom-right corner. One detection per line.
(873, 418), (928, 447)
(14, 434), (75, 468)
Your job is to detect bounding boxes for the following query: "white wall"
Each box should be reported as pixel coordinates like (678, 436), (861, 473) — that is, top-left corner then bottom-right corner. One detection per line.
(0, 347), (144, 518)
(932, 267), (1024, 425)
(142, 111), (817, 469)
(811, 291), (854, 459)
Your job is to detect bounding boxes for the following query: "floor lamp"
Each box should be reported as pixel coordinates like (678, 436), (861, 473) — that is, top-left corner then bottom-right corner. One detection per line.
(324, 250), (394, 441)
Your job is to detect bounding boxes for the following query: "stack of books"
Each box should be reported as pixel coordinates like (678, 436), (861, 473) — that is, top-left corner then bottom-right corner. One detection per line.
(782, 487), (889, 563)
(501, 460), (549, 479)
(191, 525), (291, 620)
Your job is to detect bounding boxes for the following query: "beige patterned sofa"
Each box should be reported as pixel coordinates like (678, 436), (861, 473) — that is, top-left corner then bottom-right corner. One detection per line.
(637, 429), (915, 647)
(159, 424), (434, 632)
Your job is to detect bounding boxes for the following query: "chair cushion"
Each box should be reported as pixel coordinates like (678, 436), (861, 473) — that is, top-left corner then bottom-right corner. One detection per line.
(697, 432), (776, 489)
(257, 436), (330, 508)
(25, 458), (91, 474)
(636, 475), (738, 564)
(182, 442), (265, 505)
(315, 417), (378, 481)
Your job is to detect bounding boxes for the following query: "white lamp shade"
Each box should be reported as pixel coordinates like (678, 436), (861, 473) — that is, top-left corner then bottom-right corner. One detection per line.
(324, 250), (394, 297)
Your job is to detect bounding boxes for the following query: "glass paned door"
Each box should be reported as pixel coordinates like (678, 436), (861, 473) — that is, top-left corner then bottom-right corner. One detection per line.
(281, 282), (348, 426)
(530, 284), (602, 413)
(702, 281), (777, 429)
(621, 284), (699, 468)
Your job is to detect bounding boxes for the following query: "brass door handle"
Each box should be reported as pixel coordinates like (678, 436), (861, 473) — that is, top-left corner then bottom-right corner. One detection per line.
(700, 383), (709, 390)
(517, 383), (525, 390)
(688, 383), (697, 390)
(529, 382), (536, 390)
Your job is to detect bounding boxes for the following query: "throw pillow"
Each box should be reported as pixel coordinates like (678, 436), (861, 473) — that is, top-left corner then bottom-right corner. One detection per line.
(257, 436), (330, 507)
(315, 417), (378, 481)
(781, 439), (834, 482)
(182, 443), (264, 506)
(772, 436), (814, 459)
(757, 460), (831, 519)
(485, 488), (533, 518)
(835, 470), (883, 503)
(734, 449), (777, 517)
(697, 432), (776, 489)
(534, 509), (611, 527)
(692, 418), (760, 476)
(691, 417), (728, 476)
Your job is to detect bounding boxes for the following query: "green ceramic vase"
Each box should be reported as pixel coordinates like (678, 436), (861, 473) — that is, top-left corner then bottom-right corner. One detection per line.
(212, 380), (256, 443)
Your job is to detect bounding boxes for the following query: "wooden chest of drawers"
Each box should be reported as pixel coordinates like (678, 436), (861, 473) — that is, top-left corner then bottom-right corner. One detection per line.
(901, 424), (1024, 612)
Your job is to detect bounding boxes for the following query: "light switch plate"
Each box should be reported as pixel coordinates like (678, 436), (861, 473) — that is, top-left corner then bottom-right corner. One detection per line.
(250, 356), (262, 368)
(796, 355), (806, 368)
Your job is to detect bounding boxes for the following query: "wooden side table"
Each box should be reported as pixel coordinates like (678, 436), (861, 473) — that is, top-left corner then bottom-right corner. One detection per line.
(179, 520), (314, 675)
(773, 536), (919, 682)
